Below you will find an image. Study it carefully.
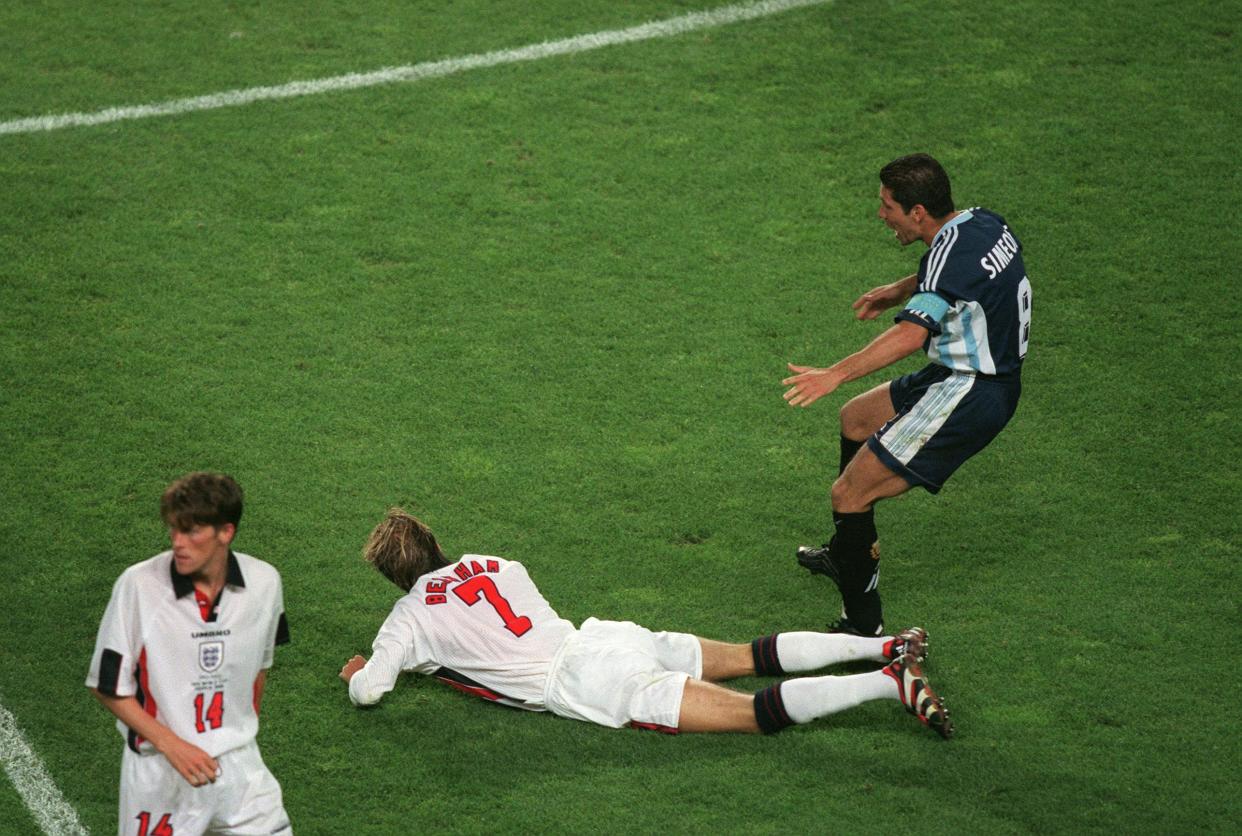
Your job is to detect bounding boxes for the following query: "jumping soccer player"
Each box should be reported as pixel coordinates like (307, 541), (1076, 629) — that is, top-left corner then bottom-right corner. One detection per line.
(340, 508), (952, 738)
(86, 472), (292, 835)
(783, 153), (1032, 636)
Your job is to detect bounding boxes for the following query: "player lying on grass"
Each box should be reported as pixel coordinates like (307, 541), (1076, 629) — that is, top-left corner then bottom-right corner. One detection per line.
(339, 508), (952, 738)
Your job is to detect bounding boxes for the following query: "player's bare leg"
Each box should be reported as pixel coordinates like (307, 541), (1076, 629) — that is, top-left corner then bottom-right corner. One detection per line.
(677, 680), (760, 733)
(675, 658), (950, 738)
(839, 381), (897, 442)
(832, 444), (911, 513)
(697, 639), (754, 681)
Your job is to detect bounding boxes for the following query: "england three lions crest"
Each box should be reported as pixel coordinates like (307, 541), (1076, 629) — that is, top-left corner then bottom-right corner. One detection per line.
(199, 640), (225, 673)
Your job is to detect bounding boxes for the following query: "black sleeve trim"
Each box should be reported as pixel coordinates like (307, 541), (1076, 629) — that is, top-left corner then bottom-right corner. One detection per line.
(894, 308), (941, 335)
(97, 649), (123, 696)
(274, 612), (290, 646)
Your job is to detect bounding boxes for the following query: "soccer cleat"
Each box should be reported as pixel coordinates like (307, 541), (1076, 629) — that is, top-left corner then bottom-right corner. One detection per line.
(882, 653), (953, 739)
(826, 615), (884, 638)
(884, 627), (928, 664)
(796, 544), (844, 587)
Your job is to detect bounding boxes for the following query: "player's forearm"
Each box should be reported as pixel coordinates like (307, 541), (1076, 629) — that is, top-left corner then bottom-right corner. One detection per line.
(90, 689), (181, 753)
(894, 274), (918, 298)
(347, 665), (394, 706)
(346, 651), (404, 707)
(828, 322), (926, 385)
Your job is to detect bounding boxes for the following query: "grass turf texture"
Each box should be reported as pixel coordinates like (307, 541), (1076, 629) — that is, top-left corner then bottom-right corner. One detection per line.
(2, 0), (1239, 832)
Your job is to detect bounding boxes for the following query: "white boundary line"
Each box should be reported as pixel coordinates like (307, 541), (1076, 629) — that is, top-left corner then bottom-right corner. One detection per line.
(0, 701), (90, 836)
(0, 0), (829, 136)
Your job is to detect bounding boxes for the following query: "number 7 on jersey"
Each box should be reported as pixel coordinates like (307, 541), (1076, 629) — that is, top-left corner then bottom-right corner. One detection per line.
(452, 575), (532, 636)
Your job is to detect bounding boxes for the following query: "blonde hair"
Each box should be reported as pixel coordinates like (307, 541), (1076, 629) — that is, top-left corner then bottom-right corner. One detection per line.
(362, 508), (449, 591)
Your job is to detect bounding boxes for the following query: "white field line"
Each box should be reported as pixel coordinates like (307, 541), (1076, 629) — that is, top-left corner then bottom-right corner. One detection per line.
(0, 0), (830, 136)
(0, 701), (89, 836)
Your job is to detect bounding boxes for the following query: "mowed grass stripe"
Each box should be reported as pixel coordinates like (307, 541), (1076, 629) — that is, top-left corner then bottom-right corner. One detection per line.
(0, 0), (829, 136)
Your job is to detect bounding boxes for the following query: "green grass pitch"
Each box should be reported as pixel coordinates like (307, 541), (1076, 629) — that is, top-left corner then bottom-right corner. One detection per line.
(2, 0), (1239, 832)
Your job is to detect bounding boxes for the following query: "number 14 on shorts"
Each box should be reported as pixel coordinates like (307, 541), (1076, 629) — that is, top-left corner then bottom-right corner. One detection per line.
(136, 811), (173, 836)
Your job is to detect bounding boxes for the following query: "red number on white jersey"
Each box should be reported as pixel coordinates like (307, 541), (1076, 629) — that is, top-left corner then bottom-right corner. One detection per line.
(193, 690), (224, 733)
(452, 575), (532, 636)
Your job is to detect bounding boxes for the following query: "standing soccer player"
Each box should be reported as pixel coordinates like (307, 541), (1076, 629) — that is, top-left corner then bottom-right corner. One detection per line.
(86, 472), (292, 835)
(783, 153), (1032, 636)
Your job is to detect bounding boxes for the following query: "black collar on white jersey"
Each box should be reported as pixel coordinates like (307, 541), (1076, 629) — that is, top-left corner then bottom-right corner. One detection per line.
(170, 550), (247, 598)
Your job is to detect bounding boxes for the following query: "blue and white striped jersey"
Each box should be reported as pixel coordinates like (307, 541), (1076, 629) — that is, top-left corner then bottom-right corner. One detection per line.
(896, 208), (1032, 375)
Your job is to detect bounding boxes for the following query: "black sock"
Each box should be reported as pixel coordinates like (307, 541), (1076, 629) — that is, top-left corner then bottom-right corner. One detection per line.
(831, 510), (876, 558)
(851, 589), (884, 635)
(753, 684), (794, 734)
(751, 634), (784, 676)
(831, 511), (882, 632)
(839, 435), (865, 475)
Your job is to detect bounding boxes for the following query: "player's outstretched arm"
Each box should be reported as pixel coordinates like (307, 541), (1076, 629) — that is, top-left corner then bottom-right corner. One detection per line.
(783, 321), (927, 408)
(89, 689), (219, 787)
(852, 274), (918, 320)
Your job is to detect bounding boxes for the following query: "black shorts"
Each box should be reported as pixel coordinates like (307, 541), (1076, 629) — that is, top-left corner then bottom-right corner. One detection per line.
(867, 364), (1021, 493)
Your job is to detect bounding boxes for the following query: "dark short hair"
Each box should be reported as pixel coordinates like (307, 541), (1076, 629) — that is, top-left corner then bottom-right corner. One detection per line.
(879, 153), (954, 218)
(363, 508), (449, 592)
(160, 472), (243, 532)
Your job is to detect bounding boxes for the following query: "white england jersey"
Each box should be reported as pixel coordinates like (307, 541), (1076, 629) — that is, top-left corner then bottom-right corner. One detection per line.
(86, 551), (289, 757)
(349, 555), (575, 709)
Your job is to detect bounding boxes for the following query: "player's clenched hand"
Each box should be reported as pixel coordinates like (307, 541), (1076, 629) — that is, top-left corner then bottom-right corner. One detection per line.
(340, 655), (367, 684)
(782, 364), (842, 407)
(160, 736), (220, 788)
(852, 282), (905, 320)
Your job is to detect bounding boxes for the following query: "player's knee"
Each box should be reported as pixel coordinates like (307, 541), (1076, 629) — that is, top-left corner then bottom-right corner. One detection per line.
(839, 400), (877, 442)
(838, 401), (862, 438)
(830, 477), (851, 512)
(831, 476), (872, 514)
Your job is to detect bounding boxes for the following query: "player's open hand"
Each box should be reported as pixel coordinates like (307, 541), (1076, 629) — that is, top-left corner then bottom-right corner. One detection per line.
(783, 364), (841, 407)
(852, 282), (905, 320)
(340, 655), (367, 684)
(161, 737), (220, 788)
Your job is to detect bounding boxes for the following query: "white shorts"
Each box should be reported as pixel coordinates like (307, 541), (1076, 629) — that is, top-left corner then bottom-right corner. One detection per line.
(118, 741), (291, 835)
(543, 618), (702, 731)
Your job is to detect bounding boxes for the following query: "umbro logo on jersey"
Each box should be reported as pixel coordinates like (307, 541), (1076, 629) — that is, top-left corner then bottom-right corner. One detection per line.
(199, 640), (225, 672)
